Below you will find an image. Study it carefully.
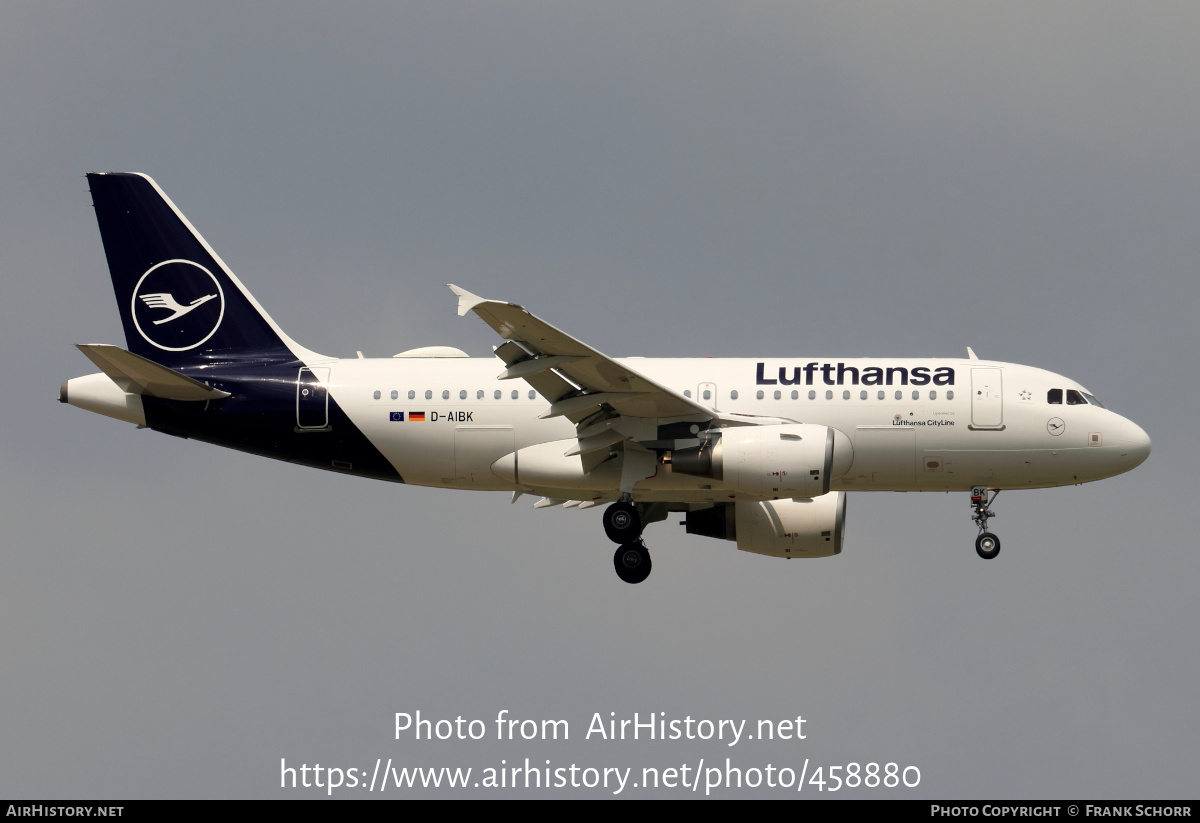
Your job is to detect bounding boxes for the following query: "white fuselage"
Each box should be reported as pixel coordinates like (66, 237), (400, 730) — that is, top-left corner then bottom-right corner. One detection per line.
(323, 355), (1151, 503)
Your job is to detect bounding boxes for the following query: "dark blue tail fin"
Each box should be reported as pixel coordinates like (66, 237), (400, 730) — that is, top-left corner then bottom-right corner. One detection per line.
(87, 172), (303, 366)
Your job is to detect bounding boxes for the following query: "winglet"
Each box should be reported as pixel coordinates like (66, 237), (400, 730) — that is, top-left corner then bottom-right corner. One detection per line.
(448, 284), (489, 317)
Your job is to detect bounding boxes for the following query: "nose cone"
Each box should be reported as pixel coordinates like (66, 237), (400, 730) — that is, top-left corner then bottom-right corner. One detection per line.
(1117, 418), (1152, 472)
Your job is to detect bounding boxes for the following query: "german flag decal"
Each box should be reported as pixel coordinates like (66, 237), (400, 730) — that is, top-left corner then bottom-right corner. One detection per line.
(408, 412), (426, 422)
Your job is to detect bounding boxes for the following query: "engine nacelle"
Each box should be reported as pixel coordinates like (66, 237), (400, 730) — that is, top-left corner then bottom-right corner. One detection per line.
(685, 493), (847, 558)
(671, 424), (853, 498)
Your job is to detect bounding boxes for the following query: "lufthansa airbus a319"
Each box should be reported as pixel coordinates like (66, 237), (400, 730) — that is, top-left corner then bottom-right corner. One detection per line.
(62, 173), (1152, 583)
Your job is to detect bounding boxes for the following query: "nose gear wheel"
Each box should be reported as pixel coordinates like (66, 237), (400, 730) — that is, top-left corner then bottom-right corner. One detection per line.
(975, 532), (1000, 559)
(969, 487), (1001, 559)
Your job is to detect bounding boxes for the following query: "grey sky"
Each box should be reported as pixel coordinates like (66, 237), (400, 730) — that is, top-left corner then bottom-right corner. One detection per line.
(2, 1), (1196, 797)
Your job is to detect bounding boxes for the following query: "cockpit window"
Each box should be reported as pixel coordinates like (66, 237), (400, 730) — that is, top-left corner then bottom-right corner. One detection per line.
(1066, 389), (1087, 405)
(1082, 392), (1106, 409)
(1047, 388), (1062, 404)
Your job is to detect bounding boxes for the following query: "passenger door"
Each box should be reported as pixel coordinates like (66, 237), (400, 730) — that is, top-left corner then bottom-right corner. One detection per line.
(970, 368), (1003, 429)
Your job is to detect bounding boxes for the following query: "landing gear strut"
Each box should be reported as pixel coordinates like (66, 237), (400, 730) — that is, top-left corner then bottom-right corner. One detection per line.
(970, 486), (1001, 559)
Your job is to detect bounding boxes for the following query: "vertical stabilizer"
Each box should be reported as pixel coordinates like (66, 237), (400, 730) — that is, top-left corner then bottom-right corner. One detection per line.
(86, 172), (312, 366)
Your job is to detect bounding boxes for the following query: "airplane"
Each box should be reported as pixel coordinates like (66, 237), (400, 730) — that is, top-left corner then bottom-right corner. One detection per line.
(61, 172), (1152, 583)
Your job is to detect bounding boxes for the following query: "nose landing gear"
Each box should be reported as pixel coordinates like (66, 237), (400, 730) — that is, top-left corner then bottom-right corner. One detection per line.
(971, 486), (1001, 559)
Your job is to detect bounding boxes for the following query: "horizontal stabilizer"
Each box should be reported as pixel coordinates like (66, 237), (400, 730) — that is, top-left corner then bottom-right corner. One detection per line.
(76, 344), (231, 401)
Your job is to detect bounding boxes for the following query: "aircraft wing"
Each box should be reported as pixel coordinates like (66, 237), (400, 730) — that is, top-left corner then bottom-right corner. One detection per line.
(450, 285), (714, 468)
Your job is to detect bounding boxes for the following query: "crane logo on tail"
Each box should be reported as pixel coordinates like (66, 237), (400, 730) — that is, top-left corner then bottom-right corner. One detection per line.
(139, 292), (217, 324)
(131, 259), (226, 351)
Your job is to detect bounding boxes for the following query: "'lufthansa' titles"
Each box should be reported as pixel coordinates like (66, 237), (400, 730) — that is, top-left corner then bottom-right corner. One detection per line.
(756, 362), (954, 387)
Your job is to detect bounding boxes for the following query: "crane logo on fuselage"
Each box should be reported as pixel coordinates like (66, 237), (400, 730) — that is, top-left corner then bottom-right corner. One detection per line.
(131, 260), (225, 352)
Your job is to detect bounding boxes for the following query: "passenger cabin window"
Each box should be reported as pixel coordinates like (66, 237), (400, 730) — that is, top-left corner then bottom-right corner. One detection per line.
(825, 390), (833, 400)
(425, 390), (433, 400)
(373, 390), (380, 400)
(1048, 389), (1062, 404)
(773, 390), (781, 400)
(947, 390), (955, 400)
(511, 390), (518, 400)
(528, 390), (536, 400)
(808, 390), (816, 400)
(476, 390), (484, 399)
(442, 390), (450, 400)
(731, 390), (739, 400)
(1066, 389), (1087, 405)
(703, 389), (712, 400)
(791, 390), (799, 400)
(756, 390), (764, 400)
(390, 390), (398, 400)
(494, 390), (501, 400)
(683, 390), (692, 398)
(408, 390), (415, 400)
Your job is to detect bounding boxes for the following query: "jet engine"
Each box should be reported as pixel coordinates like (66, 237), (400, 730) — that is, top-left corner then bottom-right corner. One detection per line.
(685, 493), (847, 558)
(670, 423), (853, 498)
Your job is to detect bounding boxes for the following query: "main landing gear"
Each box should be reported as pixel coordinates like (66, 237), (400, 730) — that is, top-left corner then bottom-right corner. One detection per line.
(603, 500), (641, 543)
(604, 498), (651, 584)
(970, 486), (1001, 559)
(614, 542), (652, 585)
